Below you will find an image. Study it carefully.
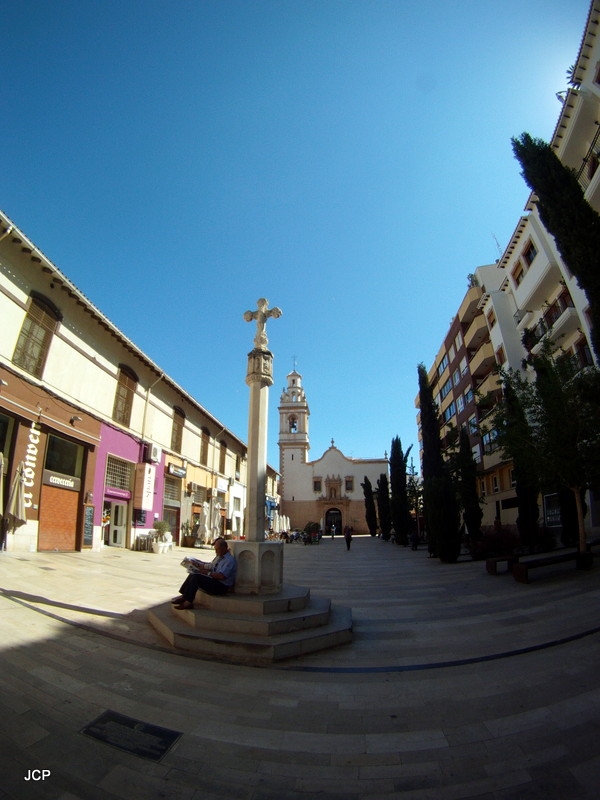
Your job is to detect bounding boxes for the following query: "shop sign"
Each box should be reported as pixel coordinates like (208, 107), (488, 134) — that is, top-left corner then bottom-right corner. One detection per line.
(23, 420), (42, 508)
(134, 462), (156, 511)
(105, 486), (131, 500)
(43, 469), (81, 492)
(168, 463), (187, 478)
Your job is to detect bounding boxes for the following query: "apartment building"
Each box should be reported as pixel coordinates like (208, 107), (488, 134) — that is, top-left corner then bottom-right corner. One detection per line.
(0, 211), (277, 553)
(416, 1), (600, 536)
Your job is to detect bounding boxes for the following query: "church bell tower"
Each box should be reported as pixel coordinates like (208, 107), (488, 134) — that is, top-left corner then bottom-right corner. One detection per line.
(278, 370), (310, 491)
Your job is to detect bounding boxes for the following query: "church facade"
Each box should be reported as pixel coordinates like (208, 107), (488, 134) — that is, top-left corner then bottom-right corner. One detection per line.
(277, 370), (388, 535)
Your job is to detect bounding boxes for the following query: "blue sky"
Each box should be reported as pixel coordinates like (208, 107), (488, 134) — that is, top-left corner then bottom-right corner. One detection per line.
(2, 0), (590, 469)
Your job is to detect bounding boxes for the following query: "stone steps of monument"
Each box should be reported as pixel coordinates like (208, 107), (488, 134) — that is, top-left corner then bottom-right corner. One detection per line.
(192, 583), (311, 616)
(148, 600), (352, 665)
(174, 596), (332, 636)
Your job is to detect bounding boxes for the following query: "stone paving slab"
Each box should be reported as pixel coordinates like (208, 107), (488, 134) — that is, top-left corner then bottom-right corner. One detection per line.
(1, 536), (600, 798)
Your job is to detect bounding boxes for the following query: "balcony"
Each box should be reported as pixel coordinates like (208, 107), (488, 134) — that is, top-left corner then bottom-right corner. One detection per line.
(458, 286), (483, 328)
(464, 314), (488, 352)
(475, 371), (502, 401)
(469, 341), (495, 380)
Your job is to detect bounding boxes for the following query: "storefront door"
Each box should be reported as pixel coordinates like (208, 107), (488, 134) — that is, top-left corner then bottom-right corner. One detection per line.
(104, 501), (128, 547)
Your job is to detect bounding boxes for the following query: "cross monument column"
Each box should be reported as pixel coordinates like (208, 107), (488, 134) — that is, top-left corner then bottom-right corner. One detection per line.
(231, 298), (284, 594)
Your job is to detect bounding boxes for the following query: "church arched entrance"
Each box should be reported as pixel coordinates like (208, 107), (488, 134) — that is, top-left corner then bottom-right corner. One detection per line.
(325, 508), (342, 537)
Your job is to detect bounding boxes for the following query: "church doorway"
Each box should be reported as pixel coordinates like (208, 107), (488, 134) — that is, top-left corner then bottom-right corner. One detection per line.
(325, 508), (342, 537)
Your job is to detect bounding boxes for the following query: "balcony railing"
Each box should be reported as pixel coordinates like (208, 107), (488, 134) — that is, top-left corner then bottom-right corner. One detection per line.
(576, 123), (600, 194)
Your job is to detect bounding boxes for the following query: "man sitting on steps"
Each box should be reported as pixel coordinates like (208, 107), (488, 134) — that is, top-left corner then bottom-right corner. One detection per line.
(172, 537), (237, 609)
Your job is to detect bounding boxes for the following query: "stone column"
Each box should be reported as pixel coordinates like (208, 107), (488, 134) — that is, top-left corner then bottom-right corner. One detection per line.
(233, 299), (283, 594)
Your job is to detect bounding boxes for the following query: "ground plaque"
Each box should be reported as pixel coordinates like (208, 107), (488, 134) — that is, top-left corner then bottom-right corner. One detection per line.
(81, 710), (182, 761)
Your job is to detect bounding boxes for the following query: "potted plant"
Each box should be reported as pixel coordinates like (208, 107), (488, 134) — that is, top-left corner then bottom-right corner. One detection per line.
(152, 520), (171, 553)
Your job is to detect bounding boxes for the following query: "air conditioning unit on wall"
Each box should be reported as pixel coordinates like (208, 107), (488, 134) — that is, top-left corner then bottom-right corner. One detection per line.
(144, 442), (162, 463)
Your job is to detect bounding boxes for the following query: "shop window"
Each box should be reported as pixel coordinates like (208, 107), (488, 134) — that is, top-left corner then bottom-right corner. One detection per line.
(13, 294), (61, 378)
(200, 428), (209, 466)
(45, 435), (83, 477)
(112, 365), (138, 426)
(0, 412), (15, 458)
(171, 407), (185, 453)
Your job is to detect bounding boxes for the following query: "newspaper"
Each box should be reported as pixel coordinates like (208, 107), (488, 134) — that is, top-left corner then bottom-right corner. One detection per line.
(180, 557), (206, 575)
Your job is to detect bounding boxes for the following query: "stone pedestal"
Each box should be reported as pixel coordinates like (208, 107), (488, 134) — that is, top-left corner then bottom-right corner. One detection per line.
(231, 540), (283, 594)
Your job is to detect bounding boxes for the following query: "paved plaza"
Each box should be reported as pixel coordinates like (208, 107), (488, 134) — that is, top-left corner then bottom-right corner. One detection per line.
(1, 535), (600, 799)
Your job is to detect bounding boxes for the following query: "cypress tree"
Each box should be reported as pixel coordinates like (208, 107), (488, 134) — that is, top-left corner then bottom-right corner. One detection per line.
(457, 427), (483, 542)
(417, 363), (461, 561)
(511, 132), (600, 358)
(376, 473), (392, 541)
(361, 476), (378, 537)
(491, 375), (540, 553)
(389, 436), (413, 545)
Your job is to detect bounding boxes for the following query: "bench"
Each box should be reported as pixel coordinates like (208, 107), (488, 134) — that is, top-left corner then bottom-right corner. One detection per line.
(513, 552), (577, 583)
(486, 555), (518, 575)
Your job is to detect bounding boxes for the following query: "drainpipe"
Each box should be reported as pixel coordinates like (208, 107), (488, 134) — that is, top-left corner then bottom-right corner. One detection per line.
(141, 372), (165, 445)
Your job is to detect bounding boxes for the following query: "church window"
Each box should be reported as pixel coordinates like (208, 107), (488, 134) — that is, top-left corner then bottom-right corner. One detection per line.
(289, 415), (298, 432)
(313, 479), (321, 493)
(345, 478), (354, 492)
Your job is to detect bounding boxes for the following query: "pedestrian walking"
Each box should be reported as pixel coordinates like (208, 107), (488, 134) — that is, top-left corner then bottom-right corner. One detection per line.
(344, 526), (352, 551)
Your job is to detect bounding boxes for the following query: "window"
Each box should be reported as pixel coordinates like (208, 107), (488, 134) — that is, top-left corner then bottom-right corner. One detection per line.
(106, 456), (133, 490)
(460, 356), (468, 376)
(522, 241), (537, 267)
(313, 479), (322, 493)
(457, 395), (465, 413)
(464, 386), (474, 405)
(483, 429), (498, 454)
(468, 414), (478, 435)
(492, 475), (499, 493)
(443, 402), (456, 423)
(345, 478), (354, 493)
(440, 378), (452, 400)
(0, 412), (15, 459)
(235, 455), (241, 480)
(512, 262), (524, 287)
(171, 407), (185, 453)
(437, 354), (449, 377)
(164, 476), (180, 502)
(472, 444), (481, 464)
(487, 309), (496, 329)
(219, 440), (226, 474)
(13, 294), (61, 378)
(45, 435), (83, 477)
(200, 428), (209, 466)
(289, 415), (298, 432)
(454, 331), (463, 350)
(495, 345), (506, 366)
(452, 368), (461, 387)
(112, 366), (138, 426)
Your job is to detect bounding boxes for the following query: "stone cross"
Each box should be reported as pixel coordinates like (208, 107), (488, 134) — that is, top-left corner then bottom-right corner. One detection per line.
(243, 298), (282, 350)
